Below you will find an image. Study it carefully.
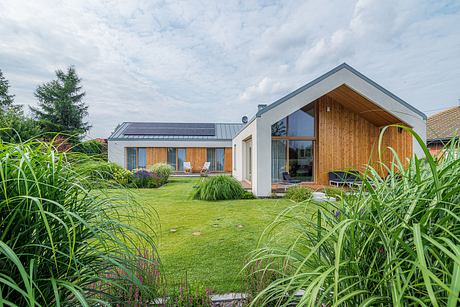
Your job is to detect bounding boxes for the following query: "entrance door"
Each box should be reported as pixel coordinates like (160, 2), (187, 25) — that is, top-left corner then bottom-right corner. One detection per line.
(244, 139), (252, 182)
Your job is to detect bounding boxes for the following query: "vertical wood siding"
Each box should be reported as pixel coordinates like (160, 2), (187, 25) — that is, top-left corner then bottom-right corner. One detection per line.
(146, 148), (167, 168)
(186, 148), (207, 172)
(317, 95), (412, 185)
(224, 148), (232, 172)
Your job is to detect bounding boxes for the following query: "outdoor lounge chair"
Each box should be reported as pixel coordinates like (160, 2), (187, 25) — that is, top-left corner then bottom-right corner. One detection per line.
(200, 162), (211, 176)
(328, 170), (362, 187)
(183, 161), (192, 174)
(282, 172), (301, 184)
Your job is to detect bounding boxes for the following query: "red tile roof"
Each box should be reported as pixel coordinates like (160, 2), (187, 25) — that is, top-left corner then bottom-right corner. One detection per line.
(427, 106), (460, 141)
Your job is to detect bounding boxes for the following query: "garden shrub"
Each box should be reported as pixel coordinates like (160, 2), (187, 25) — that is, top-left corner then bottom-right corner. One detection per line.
(247, 127), (460, 306)
(113, 167), (133, 185)
(132, 169), (162, 188)
(150, 162), (173, 184)
(241, 191), (256, 199)
(0, 140), (159, 305)
(323, 186), (345, 199)
(284, 186), (313, 202)
(192, 175), (245, 201)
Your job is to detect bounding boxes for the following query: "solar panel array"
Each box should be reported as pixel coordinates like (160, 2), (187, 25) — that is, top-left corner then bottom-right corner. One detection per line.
(123, 122), (216, 136)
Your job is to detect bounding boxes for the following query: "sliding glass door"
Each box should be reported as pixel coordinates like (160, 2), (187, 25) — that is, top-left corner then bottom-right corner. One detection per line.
(271, 140), (287, 181)
(177, 148), (186, 171)
(288, 141), (314, 182)
(207, 148), (225, 171)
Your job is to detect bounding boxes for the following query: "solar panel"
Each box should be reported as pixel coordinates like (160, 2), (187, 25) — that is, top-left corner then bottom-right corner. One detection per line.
(123, 123), (216, 136)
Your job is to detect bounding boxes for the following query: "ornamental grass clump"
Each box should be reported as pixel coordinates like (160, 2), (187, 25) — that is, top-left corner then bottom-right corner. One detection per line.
(0, 140), (160, 305)
(246, 126), (460, 306)
(192, 175), (245, 201)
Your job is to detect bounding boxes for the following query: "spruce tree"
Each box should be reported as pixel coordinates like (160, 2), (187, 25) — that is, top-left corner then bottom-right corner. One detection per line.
(0, 69), (16, 113)
(31, 66), (90, 142)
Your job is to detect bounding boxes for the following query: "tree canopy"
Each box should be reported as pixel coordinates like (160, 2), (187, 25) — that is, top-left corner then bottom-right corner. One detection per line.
(31, 66), (90, 142)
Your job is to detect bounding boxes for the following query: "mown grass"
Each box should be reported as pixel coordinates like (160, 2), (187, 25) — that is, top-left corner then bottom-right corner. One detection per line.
(116, 178), (295, 293)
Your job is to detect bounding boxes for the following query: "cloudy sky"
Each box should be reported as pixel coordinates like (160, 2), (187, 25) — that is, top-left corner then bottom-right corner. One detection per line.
(1, 0), (459, 138)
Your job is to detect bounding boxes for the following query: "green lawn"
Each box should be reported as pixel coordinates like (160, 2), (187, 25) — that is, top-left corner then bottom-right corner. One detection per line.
(129, 177), (293, 293)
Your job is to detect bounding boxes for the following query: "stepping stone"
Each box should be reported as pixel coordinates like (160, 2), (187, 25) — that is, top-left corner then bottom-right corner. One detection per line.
(212, 223), (220, 228)
(169, 228), (177, 233)
(236, 224), (244, 229)
(192, 231), (201, 236)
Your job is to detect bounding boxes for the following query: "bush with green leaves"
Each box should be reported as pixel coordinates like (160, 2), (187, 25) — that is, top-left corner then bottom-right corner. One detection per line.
(241, 191), (256, 199)
(113, 167), (133, 185)
(73, 139), (105, 156)
(247, 127), (460, 306)
(150, 162), (173, 184)
(192, 175), (245, 201)
(74, 159), (124, 184)
(0, 140), (160, 305)
(284, 186), (313, 202)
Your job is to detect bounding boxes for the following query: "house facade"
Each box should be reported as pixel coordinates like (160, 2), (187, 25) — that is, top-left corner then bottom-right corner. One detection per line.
(108, 63), (427, 196)
(232, 63), (427, 196)
(108, 122), (242, 173)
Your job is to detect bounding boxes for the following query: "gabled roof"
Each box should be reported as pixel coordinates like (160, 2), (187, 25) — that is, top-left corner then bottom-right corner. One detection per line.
(427, 106), (460, 141)
(256, 63), (427, 120)
(108, 122), (243, 141)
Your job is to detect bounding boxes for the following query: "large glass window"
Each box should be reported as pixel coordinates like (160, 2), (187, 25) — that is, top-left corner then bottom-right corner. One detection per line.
(138, 148), (146, 168)
(127, 147), (137, 170)
(271, 104), (315, 182)
(177, 148), (186, 172)
(288, 106), (315, 136)
(207, 148), (225, 171)
(271, 105), (315, 137)
(167, 148), (176, 170)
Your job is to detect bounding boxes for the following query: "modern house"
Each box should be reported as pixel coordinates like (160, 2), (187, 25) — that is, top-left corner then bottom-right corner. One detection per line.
(426, 106), (460, 156)
(232, 63), (426, 196)
(108, 122), (242, 172)
(108, 63), (427, 196)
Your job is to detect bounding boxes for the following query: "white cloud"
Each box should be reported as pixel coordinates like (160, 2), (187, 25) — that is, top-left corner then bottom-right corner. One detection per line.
(0, 0), (459, 137)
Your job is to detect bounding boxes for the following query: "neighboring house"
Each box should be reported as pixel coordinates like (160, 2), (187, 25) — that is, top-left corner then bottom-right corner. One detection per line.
(426, 106), (460, 156)
(232, 63), (426, 196)
(108, 122), (242, 172)
(108, 63), (427, 196)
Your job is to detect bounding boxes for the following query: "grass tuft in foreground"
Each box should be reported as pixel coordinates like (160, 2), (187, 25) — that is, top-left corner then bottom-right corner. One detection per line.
(0, 140), (160, 305)
(246, 127), (460, 306)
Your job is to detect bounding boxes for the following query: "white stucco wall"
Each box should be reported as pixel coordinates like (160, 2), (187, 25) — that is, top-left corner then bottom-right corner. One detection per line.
(233, 67), (427, 197)
(232, 119), (257, 194)
(108, 140), (232, 168)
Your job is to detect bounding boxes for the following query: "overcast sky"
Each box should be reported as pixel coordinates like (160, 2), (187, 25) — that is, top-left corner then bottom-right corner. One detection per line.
(1, 0), (459, 138)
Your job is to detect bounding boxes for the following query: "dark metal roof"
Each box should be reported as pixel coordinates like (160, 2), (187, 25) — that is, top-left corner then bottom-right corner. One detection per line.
(108, 122), (243, 141)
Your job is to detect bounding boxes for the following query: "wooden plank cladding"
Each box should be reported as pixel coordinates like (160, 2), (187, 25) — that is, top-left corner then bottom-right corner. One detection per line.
(186, 148), (207, 172)
(143, 147), (233, 173)
(224, 148), (232, 172)
(146, 148), (167, 168)
(316, 95), (412, 185)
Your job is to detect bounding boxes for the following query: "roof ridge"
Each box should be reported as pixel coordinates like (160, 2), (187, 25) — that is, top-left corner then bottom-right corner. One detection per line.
(428, 106), (460, 119)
